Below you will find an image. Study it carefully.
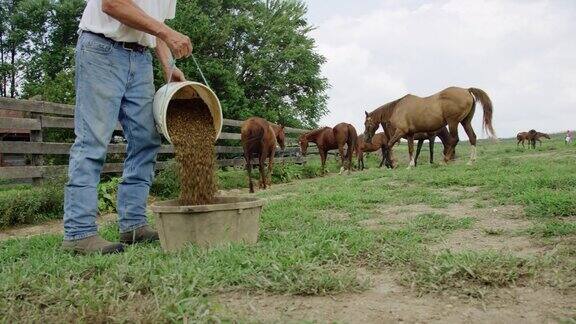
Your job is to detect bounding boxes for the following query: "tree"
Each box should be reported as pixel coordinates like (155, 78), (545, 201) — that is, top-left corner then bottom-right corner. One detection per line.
(167, 0), (328, 128)
(7, 0), (328, 127)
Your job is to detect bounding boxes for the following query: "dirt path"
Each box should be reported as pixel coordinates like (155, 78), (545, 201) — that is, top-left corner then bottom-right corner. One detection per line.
(220, 272), (575, 323)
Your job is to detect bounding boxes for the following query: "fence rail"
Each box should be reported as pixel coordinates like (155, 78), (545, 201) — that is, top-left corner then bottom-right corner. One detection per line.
(0, 97), (311, 181)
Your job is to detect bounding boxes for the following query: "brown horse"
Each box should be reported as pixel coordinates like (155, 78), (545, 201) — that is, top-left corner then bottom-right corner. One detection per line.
(356, 133), (395, 170)
(299, 123), (358, 175)
(516, 132), (531, 148)
(241, 117), (285, 193)
(518, 130), (550, 149)
(364, 87), (496, 168)
(535, 132), (551, 147)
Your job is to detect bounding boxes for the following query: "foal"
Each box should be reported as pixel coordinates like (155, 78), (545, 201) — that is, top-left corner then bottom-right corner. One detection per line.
(356, 133), (395, 170)
(413, 127), (453, 166)
(241, 117), (285, 193)
(299, 123), (358, 175)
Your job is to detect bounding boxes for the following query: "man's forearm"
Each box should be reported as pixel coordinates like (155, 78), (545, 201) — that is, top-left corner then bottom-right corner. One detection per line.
(155, 38), (172, 69)
(102, 0), (168, 39)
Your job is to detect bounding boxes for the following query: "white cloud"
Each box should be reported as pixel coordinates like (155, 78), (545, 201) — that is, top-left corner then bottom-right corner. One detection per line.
(307, 0), (576, 138)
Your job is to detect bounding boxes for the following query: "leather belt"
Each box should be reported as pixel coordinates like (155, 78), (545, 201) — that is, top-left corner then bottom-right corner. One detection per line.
(83, 31), (147, 53)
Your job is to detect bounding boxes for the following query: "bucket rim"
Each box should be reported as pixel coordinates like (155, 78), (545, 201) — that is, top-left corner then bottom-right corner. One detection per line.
(151, 196), (265, 214)
(154, 81), (223, 144)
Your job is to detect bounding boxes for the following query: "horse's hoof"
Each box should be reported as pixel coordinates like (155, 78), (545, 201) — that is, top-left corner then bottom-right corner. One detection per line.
(467, 161), (475, 166)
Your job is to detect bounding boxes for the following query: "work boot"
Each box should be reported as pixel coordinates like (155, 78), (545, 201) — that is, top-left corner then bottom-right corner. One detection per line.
(62, 235), (124, 255)
(120, 225), (159, 244)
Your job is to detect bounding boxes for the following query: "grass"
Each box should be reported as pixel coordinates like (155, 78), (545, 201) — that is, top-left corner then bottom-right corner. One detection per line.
(1, 135), (575, 321)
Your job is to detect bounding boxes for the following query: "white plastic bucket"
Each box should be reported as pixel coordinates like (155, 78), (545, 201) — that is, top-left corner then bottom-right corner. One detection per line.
(153, 81), (223, 144)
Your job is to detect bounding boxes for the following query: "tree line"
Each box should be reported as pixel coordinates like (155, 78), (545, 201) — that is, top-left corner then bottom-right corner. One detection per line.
(0, 0), (328, 128)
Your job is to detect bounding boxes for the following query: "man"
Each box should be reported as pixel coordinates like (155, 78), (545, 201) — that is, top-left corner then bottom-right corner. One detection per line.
(62, 0), (192, 254)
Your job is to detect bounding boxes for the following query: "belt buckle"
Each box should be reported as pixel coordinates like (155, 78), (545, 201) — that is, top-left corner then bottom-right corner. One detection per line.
(121, 42), (133, 52)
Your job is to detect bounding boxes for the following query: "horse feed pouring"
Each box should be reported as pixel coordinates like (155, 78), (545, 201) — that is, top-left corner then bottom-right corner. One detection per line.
(167, 98), (218, 205)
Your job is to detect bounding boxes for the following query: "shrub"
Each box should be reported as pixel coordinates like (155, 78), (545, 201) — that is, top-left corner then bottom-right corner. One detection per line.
(151, 163), (180, 199)
(0, 184), (64, 228)
(97, 177), (122, 213)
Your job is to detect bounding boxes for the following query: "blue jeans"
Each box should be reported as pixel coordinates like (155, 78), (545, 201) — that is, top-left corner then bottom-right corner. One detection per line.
(63, 32), (161, 241)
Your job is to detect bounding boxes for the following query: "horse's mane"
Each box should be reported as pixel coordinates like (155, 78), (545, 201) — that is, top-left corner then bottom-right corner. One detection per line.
(304, 127), (330, 140)
(368, 95), (408, 122)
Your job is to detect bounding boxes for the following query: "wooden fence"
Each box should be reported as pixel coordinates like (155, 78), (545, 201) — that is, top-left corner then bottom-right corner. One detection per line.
(0, 97), (313, 181)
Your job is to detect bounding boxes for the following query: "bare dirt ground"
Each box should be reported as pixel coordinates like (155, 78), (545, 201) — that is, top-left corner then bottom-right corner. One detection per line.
(221, 267), (575, 321)
(220, 272), (575, 323)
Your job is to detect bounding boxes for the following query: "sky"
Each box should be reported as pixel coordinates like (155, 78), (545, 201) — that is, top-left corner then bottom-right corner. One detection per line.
(303, 0), (576, 139)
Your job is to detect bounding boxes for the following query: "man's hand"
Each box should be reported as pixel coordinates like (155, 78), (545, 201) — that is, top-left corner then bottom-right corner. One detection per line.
(160, 29), (193, 59)
(101, 0), (192, 58)
(165, 67), (186, 83)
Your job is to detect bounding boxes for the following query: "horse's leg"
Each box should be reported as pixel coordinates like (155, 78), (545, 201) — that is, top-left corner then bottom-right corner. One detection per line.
(358, 150), (364, 170)
(429, 136), (435, 164)
(445, 123), (460, 163)
(387, 130), (405, 167)
(461, 120), (477, 165)
(245, 152), (255, 193)
(319, 149), (327, 176)
(415, 139), (424, 167)
(338, 144), (346, 175)
(258, 151), (267, 190)
(379, 146), (387, 168)
(267, 148), (275, 187)
(346, 141), (353, 175)
(407, 135), (416, 169)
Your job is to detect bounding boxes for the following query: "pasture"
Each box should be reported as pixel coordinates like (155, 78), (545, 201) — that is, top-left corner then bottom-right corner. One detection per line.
(1, 135), (575, 322)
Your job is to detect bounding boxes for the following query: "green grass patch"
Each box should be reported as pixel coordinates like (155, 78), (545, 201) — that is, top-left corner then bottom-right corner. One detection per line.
(526, 221), (576, 238)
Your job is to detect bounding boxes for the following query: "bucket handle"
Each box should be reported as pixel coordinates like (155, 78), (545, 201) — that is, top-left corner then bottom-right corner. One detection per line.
(162, 53), (211, 111)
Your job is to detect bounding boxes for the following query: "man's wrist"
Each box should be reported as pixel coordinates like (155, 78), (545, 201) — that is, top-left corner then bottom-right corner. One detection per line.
(154, 23), (170, 40)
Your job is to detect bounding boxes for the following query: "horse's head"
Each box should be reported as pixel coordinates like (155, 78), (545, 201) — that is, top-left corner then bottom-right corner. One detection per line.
(276, 125), (286, 150)
(298, 134), (309, 156)
(363, 111), (377, 142)
(542, 133), (551, 139)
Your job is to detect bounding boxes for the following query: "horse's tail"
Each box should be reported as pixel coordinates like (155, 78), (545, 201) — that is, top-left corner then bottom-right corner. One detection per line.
(468, 88), (496, 139)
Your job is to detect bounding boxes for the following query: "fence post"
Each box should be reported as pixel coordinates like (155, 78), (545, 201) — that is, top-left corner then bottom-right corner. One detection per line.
(30, 113), (44, 184)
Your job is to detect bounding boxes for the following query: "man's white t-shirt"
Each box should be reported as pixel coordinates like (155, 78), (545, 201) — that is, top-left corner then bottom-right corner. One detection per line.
(79, 0), (177, 48)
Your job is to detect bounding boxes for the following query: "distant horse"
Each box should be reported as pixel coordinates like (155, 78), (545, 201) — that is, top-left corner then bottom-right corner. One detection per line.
(241, 117), (285, 193)
(364, 87), (496, 168)
(356, 133), (395, 170)
(517, 130), (550, 149)
(299, 123), (358, 175)
(516, 132), (531, 148)
(530, 131), (550, 149)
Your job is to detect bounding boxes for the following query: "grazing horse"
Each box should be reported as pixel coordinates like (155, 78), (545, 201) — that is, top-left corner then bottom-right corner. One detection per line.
(364, 87), (496, 168)
(534, 132), (551, 147)
(517, 130), (549, 149)
(299, 123), (358, 175)
(241, 117), (285, 193)
(356, 133), (395, 170)
(413, 127), (453, 166)
(516, 132), (531, 148)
